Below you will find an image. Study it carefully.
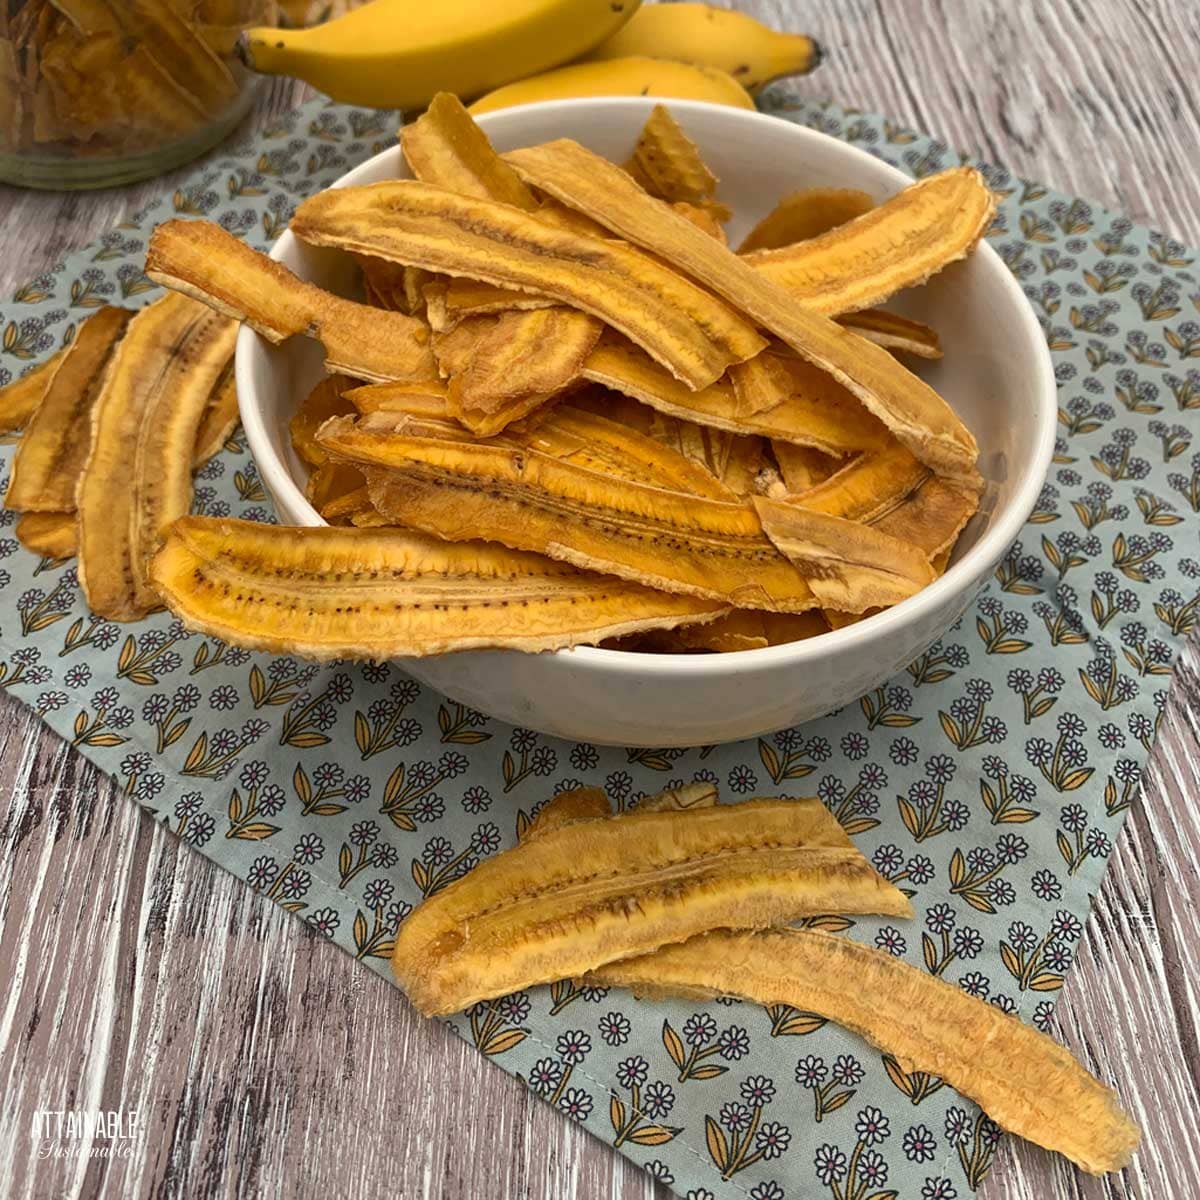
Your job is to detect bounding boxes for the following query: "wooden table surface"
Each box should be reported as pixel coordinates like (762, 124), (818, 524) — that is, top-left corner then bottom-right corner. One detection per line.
(1, 3), (1198, 1197)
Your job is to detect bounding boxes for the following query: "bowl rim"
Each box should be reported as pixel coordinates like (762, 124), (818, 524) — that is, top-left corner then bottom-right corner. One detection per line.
(236, 95), (1057, 679)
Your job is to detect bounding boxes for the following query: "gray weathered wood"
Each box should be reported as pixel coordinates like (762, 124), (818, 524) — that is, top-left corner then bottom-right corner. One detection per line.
(1, 4), (1198, 1198)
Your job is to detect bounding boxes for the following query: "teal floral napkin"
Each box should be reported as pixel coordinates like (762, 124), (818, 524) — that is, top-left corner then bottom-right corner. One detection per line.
(1, 93), (1197, 1200)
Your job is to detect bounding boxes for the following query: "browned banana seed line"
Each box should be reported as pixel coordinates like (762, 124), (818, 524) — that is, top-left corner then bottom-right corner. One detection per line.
(383, 463), (783, 566)
(434, 847), (887, 920)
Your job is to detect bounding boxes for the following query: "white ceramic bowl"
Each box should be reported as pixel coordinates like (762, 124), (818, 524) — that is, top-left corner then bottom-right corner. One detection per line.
(236, 97), (1056, 747)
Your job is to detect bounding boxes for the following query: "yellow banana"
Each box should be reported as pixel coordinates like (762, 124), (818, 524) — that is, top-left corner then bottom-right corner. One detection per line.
(585, 3), (821, 94)
(239, 0), (640, 109)
(469, 56), (754, 114)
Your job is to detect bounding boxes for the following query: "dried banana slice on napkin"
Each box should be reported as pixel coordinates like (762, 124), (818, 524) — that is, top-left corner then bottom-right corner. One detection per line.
(392, 798), (909, 1014)
(77, 293), (237, 621)
(593, 929), (1139, 1176)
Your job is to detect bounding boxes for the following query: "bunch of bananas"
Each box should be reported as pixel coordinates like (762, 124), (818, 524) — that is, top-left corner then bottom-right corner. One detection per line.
(240, 1), (821, 113)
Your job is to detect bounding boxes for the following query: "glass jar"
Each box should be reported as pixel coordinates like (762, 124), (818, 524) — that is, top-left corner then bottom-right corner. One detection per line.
(0, 0), (279, 190)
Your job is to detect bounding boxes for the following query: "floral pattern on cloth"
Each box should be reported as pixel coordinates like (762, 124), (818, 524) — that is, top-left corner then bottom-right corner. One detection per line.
(1, 94), (1197, 1200)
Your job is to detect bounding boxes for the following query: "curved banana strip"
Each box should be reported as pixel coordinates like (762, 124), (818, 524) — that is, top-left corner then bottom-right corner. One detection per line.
(77, 293), (237, 621)
(0, 343), (70, 434)
(152, 516), (724, 657)
(6, 306), (131, 512)
(753, 495), (936, 612)
(15, 512), (77, 560)
(743, 167), (997, 316)
(737, 187), (875, 253)
(593, 929), (1139, 1176)
(580, 337), (890, 456)
(393, 798), (909, 1015)
(319, 419), (818, 612)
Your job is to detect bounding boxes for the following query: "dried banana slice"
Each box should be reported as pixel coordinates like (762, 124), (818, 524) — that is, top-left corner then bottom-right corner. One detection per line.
(192, 358), (239, 465)
(401, 91), (537, 211)
(504, 140), (979, 481)
(627, 103), (722, 209)
(289, 374), (356, 468)
(796, 441), (930, 522)
(744, 167), (997, 315)
(873, 475), (980, 559)
(737, 187), (875, 252)
(512, 405), (737, 500)
(346, 381), (453, 419)
(392, 798), (910, 1014)
(16, 511), (77, 559)
(581, 338), (889, 456)
(401, 91), (600, 431)
(796, 443), (980, 559)
(355, 404), (737, 500)
(771, 441), (843, 493)
(306, 460), (366, 517)
(0, 342), (69, 434)
(320, 421), (818, 612)
(356, 254), (426, 314)
(754, 496), (936, 612)
(77, 293), (237, 621)
(593, 929), (1139, 1176)
(638, 781), (720, 812)
(290, 181), (766, 390)
(672, 201), (728, 243)
(152, 516), (726, 658)
(5, 305), (130, 512)
(838, 308), (942, 359)
(673, 608), (769, 652)
(146, 220), (437, 384)
(760, 610), (828, 644)
(730, 350), (796, 418)
(127, 0), (238, 111)
(440, 277), (557, 327)
(446, 306), (602, 424)
(521, 787), (611, 841)
(320, 485), (373, 522)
